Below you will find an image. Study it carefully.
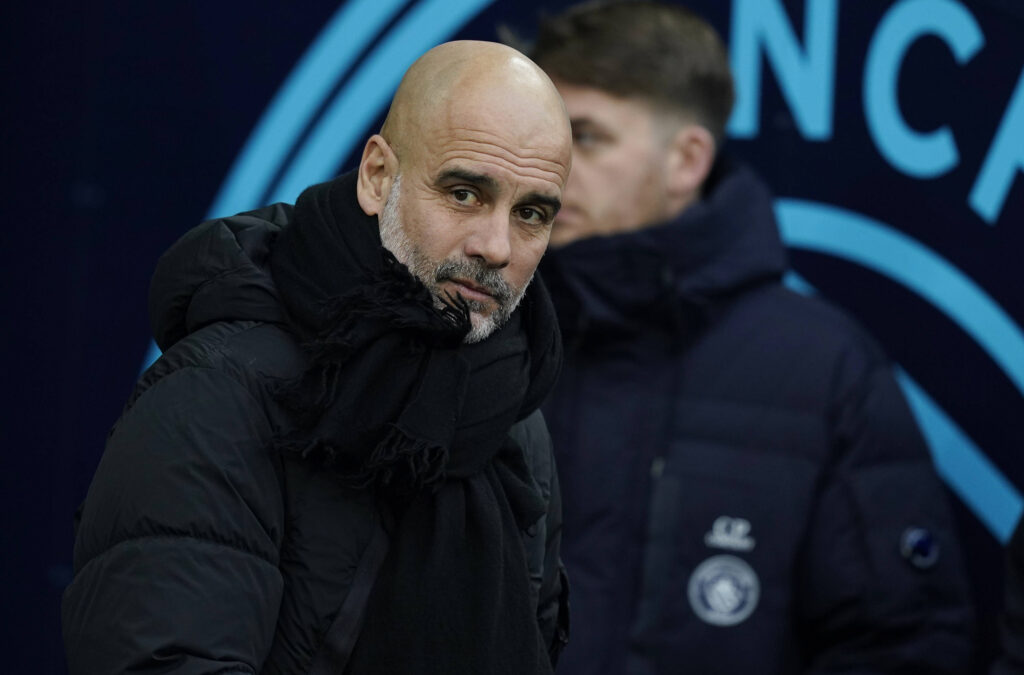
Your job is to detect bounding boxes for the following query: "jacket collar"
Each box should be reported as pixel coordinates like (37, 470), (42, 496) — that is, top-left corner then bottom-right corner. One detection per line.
(540, 158), (786, 339)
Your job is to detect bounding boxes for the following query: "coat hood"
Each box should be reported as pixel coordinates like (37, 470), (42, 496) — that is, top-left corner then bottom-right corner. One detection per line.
(540, 159), (786, 339)
(149, 204), (293, 351)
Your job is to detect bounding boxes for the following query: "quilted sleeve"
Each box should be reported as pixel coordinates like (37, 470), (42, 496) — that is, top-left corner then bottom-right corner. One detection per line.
(62, 366), (286, 674)
(797, 356), (975, 673)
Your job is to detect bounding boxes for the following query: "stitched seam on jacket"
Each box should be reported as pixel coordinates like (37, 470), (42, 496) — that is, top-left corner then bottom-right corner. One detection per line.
(129, 321), (281, 411)
(94, 366), (284, 572)
(75, 532), (281, 577)
(129, 355), (275, 431)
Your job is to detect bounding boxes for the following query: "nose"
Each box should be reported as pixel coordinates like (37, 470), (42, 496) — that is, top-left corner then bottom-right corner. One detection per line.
(463, 211), (512, 269)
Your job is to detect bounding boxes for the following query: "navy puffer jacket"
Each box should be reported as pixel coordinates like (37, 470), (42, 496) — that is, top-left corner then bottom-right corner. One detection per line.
(541, 159), (974, 674)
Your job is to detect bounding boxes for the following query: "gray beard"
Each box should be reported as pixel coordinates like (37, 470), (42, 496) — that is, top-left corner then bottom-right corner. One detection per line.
(378, 175), (532, 343)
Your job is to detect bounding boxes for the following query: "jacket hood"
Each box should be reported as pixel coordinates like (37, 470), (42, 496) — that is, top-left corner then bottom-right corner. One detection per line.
(540, 159), (786, 338)
(149, 204), (293, 351)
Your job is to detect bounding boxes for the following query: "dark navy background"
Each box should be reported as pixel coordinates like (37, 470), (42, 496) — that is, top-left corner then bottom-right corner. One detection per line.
(6, 1), (1022, 671)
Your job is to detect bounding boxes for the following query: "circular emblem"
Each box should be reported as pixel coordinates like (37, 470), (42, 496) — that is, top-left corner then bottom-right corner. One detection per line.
(900, 527), (940, 570)
(687, 555), (760, 626)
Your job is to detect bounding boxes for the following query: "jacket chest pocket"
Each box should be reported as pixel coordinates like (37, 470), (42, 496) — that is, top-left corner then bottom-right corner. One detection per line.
(630, 441), (819, 671)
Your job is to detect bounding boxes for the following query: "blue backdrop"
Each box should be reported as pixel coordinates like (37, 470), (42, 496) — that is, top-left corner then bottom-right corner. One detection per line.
(5, 0), (1022, 671)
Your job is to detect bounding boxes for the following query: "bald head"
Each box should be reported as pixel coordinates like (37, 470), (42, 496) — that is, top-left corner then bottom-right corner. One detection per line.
(379, 40), (570, 172)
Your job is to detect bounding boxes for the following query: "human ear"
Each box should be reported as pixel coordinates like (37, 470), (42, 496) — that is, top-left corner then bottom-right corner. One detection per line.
(665, 124), (715, 198)
(356, 134), (399, 216)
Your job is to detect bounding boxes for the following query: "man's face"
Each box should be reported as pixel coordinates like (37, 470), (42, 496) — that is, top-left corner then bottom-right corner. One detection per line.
(550, 81), (674, 248)
(379, 125), (568, 342)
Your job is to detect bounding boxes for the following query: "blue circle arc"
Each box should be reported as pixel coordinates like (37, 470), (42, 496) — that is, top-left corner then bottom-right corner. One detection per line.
(207, 0), (409, 219)
(207, 0), (497, 218)
(778, 200), (1024, 541)
(777, 199), (1024, 398)
(142, 0), (1023, 543)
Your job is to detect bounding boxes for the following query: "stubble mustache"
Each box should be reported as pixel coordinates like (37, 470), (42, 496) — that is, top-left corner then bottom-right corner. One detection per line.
(434, 259), (514, 311)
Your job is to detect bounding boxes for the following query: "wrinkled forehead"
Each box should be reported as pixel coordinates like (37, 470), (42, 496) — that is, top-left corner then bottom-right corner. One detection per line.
(413, 87), (571, 190)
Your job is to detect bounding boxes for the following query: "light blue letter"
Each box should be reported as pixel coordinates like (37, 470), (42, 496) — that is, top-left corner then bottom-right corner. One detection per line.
(863, 0), (983, 178)
(970, 66), (1024, 225)
(728, 0), (838, 140)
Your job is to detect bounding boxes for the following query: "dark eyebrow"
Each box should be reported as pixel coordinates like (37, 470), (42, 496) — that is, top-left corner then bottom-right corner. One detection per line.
(438, 168), (561, 215)
(436, 168), (499, 192)
(569, 116), (603, 131)
(520, 192), (562, 216)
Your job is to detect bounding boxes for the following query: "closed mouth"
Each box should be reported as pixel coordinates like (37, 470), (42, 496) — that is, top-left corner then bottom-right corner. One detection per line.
(448, 277), (495, 300)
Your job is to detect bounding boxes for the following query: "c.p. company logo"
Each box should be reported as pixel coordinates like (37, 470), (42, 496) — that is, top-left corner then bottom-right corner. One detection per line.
(704, 516), (756, 552)
(140, 0), (1024, 545)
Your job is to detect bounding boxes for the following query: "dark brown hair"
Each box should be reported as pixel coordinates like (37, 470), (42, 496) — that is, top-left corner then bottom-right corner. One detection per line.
(529, 0), (735, 143)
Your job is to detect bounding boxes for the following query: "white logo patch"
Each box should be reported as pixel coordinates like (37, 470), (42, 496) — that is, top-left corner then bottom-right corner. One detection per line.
(704, 516), (756, 552)
(687, 554), (760, 626)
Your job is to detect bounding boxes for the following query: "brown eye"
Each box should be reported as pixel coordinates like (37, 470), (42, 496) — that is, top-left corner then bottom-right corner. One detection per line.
(518, 207), (546, 226)
(452, 188), (478, 205)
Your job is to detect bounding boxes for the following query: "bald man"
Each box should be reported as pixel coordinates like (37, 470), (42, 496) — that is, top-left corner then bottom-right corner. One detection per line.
(62, 41), (572, 675)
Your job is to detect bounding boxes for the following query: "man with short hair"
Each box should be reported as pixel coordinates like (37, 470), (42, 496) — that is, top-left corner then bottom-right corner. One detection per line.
(62, 40), (571, 674)
(528, 2), (974, 673)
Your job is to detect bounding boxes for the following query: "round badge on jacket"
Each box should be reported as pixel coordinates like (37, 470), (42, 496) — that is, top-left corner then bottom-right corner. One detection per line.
(900, 526), (940, 570)
(687, 554), (760, 626)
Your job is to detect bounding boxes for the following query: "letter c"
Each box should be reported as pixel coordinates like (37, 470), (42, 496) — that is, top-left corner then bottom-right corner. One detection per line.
(863, 0), (983, 178)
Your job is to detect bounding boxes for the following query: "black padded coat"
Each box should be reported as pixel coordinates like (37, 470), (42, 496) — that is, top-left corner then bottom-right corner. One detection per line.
(62, 205), (567, 674)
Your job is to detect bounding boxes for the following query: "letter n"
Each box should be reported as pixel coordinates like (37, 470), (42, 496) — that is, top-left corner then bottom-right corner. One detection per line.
(728, 0), (838, 140)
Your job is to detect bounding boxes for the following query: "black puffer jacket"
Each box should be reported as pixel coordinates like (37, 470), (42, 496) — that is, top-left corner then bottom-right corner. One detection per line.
(541, 160), (974, 674)
(62, 205), (567, 673)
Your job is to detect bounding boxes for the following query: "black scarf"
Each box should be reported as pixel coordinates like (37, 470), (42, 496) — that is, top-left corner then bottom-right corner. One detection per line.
(269, 170), (562, 674)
